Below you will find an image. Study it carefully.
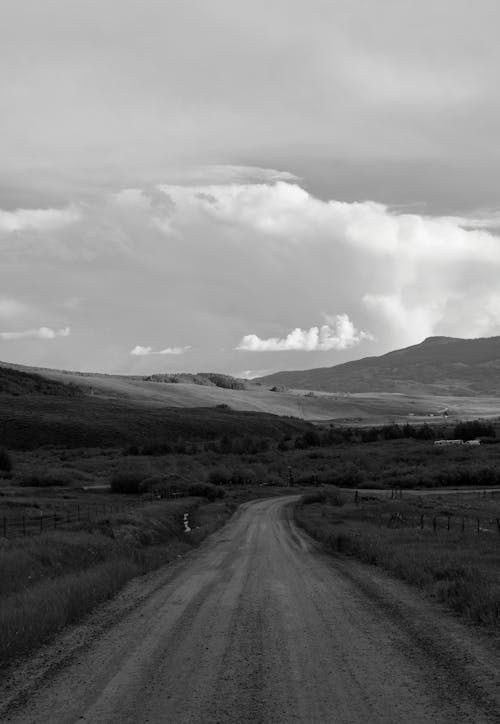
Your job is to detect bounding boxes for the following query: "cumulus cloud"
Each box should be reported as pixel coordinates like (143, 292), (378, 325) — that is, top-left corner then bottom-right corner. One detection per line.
(0, 326), (70, 340)
(6, 177), (500, 372)
(130, 345), (153, 356)
(148, 180), (500, 348)
(159, 346), (191, 355)
(0, 206), (80, 233)
(237, 314), (372, 352)
(130, 345), (190, 356)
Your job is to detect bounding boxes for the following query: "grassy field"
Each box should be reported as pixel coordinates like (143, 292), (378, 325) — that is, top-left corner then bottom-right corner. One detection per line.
(0, 437), (302, 670)
(0, 484), (299, 669)
(295, 489), (500, 627)
(7, 359), (500, 424)
(3, 409), (500, 668)
(0, 392), (311, 449)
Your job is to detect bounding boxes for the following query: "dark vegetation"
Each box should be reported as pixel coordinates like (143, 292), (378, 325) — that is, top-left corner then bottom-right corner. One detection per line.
(295, 490), (500, 627)
(0, 364), (83, 397)
(143, 372), (246, 390)
(0, 448), (12, 473)
(0, 394), (309, 450)
(0, 494), (240, 666)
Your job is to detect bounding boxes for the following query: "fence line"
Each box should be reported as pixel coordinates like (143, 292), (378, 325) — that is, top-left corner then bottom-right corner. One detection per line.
(352, 488), (500, 537)
(358, 506), (500, 536)
(1, 488), (191, 539)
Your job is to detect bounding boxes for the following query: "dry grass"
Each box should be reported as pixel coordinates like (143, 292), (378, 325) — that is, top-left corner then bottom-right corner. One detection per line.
(0, 497), (233, 667)
(295, 490), (500, 627)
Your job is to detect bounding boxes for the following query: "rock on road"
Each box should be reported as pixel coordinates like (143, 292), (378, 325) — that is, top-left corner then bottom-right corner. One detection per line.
(2, 496), (500, 723)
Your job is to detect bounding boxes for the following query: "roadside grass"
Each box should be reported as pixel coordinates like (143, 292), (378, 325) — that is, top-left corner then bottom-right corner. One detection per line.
(0, 497), (233, 668)
(295, 490), (500, 627)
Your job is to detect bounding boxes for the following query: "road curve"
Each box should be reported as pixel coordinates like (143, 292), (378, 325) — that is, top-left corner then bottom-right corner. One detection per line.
(2, 496), (500, 723)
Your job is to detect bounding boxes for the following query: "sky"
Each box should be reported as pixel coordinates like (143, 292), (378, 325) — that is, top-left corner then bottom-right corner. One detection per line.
(2, 0), (500, 376)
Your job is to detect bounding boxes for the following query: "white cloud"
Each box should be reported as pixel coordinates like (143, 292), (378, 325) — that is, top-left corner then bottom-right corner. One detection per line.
(159, 346), (191, 355)
(130, 345), (153, 356)
(0, 206), (80, 233)
(130, 345), (190, 356)
(6, 177), (500, 371)
(237, 369), (273, 379)
(362, 294), (438, 346)
(0, 326), (70, 340)
(237, 314), (372, 352)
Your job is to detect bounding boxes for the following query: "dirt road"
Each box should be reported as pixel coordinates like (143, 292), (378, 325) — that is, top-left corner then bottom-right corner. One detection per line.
(2, 496), (500, 723)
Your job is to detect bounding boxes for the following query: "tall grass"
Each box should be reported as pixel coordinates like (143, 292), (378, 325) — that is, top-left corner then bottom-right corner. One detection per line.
(295, 497), (500, 626)
(0, 497), (233, 667)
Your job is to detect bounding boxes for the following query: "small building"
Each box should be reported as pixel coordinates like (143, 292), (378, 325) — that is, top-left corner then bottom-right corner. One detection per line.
(464, 439), (481, 446)
(434, 439), (463, 446)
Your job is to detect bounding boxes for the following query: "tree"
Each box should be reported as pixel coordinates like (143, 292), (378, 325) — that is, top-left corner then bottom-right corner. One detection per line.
(0, 447), (12, 472)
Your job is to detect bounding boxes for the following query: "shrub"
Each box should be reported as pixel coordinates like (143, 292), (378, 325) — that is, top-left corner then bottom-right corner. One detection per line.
(0, 447), (12, 472)
(139, 474), (168, 493)
(17, 470), (72, 487)
(110, 472), (144, 494)
(301, 491), (327, 505)
(187, 482), (225, 501)
(454, 420), (495, 441)
(207, 466), (232, 486)
(301, 487), (343, 506)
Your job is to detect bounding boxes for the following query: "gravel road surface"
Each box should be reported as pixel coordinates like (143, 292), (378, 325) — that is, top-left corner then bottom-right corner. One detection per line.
(1, 495), (499, 723)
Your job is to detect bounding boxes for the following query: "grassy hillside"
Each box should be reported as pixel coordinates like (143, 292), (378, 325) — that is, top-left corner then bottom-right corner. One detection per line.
(258, 336), (500, 395)
(0, 393), (311, 449)
(0, 364), (83, 397)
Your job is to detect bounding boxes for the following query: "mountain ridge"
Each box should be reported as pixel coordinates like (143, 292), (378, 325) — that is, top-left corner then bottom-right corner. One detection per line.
(257, 336), (500, 395)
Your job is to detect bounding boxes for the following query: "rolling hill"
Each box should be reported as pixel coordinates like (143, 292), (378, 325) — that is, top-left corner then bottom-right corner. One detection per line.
(3, 335), (500, 446)
(258, 336), (500, 395)
(0, 364), (84, 397)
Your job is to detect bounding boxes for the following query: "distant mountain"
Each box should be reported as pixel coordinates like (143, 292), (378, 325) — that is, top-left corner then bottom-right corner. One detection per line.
(257, 336), (500, 395)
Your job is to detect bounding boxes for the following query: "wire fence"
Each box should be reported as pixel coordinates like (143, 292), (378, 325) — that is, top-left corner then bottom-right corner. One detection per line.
(378, 510), (500, 536)
(1, 488), (191, 539)
(353, 488), (500, 537)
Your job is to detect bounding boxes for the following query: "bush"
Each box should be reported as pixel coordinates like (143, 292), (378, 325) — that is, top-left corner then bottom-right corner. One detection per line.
(301, 487), (343, 506)
(17, 470), (72, 487)
(301, 491), (327, 505)
(0, 447), (12, 472)
(454, 420), (495, 441)
(110, 472), (145, 494)
(207, 466), (232, 486)
(139, 474), (168, 493)
(187, 482), (225, 501)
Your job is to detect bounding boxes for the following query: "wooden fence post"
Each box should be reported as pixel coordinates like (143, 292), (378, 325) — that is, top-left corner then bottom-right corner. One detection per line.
(496, 518), (500, 535)
(420, 514), (424, 530)
(22, 515), (26, 536)
(477, 518), (480, 534)
(54, 512), (57, 529)
(447, 515), (450, 532)
(433, 516), (437, 533)
(3, 516), (6, 538)
(40, 514), (43, 533)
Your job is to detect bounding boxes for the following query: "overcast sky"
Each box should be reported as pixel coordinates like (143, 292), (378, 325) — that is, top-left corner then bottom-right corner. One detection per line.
(2, 0), (500, 375)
